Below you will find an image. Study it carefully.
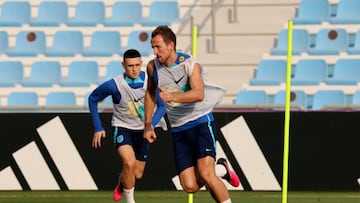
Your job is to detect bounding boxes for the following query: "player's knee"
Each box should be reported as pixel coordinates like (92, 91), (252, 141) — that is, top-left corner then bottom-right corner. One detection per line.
(198, 170), (212, 181)
(122, 159), (136, 171)
(182, 182), (199, 193)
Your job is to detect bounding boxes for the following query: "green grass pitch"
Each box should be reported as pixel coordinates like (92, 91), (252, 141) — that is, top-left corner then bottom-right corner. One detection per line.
(1, 190), (360, 203)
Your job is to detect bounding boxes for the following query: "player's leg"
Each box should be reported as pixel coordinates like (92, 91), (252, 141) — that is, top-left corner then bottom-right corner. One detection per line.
(118, 145), (137, 189)
(172, 130), (201, 193)
(179, 166), (201, 193)
(120, 146), (138, 203)
(197, 156), (231, 202)
(132, 132), (149, 180)
(120, 130), (149, 203)
(113, 127), (141, 203)
(195, 121), (232, 202)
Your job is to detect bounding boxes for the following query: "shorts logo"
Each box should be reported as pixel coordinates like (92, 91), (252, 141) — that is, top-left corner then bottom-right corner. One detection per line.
(116, 135), (124, 144)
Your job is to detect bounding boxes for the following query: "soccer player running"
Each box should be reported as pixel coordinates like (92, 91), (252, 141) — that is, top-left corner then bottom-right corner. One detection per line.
(143, 25), (240, 203)
(89, 49), (166, 203)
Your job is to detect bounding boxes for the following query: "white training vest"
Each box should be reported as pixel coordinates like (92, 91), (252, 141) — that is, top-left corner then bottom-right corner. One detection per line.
(111, 74), (147, 130)
(154, 56), (226, 127)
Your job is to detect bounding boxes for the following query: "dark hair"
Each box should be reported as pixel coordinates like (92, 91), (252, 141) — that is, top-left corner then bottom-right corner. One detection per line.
(123, 49), (141, 59)
(152, 25), (176, 49)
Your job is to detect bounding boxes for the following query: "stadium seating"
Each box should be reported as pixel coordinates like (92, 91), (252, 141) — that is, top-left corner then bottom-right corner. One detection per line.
(329, 0), (360, 24)
(45, 91), (77, 107)
(273, 90), (308, 110)
(292, 0), (330, 24)
(121, 30), (153, 56)
(270, 29), (310, 55)
(0, 1), (31, 26)
(311, 90), (346, 110)
(291, 59), (328, 85)
(29, 1), (68, 26)
(82, 31), (122, 57)
(234, 90), (268, 105)
(249, 59), (287, 85)
(7, 91), (38, 107)
(0, 31), (8, 55)
(325, 59), (360, 85)
(0, 61), (24, 87)
(103, 1), (142, 26)
(45, 31), (83, 57)
(21, 61), (61, 87)
(98, 61), (125, 83)
(58, 61), (99, 87)
(348, 90), (360, 110)
(307, 28), (348, 55)
(7, 31), (46, 56)
(140, 1), (180, 26)
(66, 1), (105, 26)
(346, 29), (360, 54)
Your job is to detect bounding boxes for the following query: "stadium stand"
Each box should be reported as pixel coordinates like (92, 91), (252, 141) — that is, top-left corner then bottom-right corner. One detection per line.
(66, 1), (105, 26)
(7, 91), (38, 107)
(7, 31), (46, 56)
(21, 61), (61, 87)
(292, 0), (331, 25)
(307, 28), (348, 55)
(5, 0), (359, 110)
(249, 59), (287, 86)
(29, 1), (68, 26)
(58, 61), (99, 87)
(329, 0), (360, 24)
(291, 59), (328, 85)
(311, 89), (346, 110)
(325, 59), (360, 85)
(82, 31), (122, 57)
(0, 1), (31, 26)
(45, 31), (83, 57)
(98, 61), (125, 84)
(273, 90), (308, 110)
(103, 1), (142, 26)
(45, 91), (77, 107)
(140, 1), (180, 26)
(234, 90), (268, 105)
(270, 29), (310, 55)
(348, 90), (360, 110)
(120, 30), (153, 56)
(346, 29), (360, 54)
(0, 31), (8, 55)
(0, 61), (24, 87)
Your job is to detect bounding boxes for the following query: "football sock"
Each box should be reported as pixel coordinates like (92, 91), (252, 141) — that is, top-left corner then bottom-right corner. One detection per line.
(215, 164), (227, 178)
(221, 199), (232, 203)
(124, 187), (135, 203)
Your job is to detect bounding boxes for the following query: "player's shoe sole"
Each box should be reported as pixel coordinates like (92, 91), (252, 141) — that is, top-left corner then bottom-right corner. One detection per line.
(113, 175), (124, 201)
(217, 158), (240, 187)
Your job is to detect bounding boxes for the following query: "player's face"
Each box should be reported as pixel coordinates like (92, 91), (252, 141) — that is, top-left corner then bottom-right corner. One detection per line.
(123, 57), (142, 79)
(151, 34), (173, 66)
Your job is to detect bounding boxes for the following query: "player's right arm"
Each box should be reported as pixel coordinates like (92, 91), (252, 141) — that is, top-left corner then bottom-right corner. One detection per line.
(88, 79), (120, 148)
(144, 60), (157, 143)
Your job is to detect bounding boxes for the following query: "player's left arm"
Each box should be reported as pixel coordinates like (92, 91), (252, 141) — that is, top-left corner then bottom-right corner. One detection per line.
(158, 63), (204, 103)
(151, 90), (166, 126)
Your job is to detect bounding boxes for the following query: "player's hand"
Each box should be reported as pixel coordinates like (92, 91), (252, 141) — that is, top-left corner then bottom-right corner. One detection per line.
(144, 125), (157, 143)
(158, 85), (173, 102)
(92, 130), (106, 149)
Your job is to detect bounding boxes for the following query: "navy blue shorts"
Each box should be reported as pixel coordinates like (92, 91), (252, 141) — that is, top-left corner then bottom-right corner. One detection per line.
(112, 126), (149, 161)
(172, 121), (217, 174)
